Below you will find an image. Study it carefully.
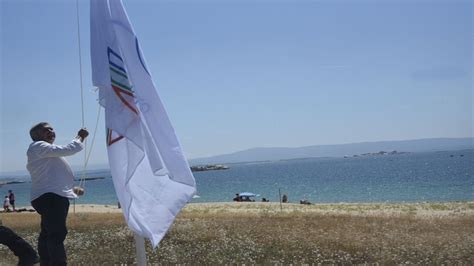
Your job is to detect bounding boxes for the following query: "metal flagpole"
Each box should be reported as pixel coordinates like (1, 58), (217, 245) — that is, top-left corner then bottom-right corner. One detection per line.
(134, 233), (147, 265)
(279, 188), (283, 212)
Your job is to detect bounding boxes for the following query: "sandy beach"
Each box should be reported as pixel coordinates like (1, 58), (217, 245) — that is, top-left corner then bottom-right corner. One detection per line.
(1, 201), (473, 264)
(182, 201), (474, 217)
(68, 203), (122, 213)
(7, 201), (473, 216)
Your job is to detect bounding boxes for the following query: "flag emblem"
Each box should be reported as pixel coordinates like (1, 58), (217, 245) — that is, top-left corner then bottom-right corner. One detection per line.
(108, 47), (138, 115)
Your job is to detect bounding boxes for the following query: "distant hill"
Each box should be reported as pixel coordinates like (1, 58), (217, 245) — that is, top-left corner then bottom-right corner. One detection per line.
(189, 138), (474, 165)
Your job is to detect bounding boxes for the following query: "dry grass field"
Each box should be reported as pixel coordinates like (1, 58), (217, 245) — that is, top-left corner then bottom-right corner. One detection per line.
(1, 202), (473, 264)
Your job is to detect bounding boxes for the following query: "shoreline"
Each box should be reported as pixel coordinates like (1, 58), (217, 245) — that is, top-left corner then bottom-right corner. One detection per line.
(5, 201), (473, 216)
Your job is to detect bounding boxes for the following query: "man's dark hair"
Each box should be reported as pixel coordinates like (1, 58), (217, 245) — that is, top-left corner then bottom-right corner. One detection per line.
(29, 122), (49, 141)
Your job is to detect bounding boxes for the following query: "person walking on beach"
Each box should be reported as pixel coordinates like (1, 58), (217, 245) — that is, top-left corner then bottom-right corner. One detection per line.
(8, 190), (16, 212)
(26, 122), (88, 265)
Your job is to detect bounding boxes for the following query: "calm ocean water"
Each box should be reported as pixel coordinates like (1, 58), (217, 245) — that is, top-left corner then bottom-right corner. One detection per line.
(1, 150), (473, 207)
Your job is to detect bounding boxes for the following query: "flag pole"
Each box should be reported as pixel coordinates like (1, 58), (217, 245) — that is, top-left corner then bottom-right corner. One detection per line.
(134, 233), (147, 266)
(278, 188), (282, 212)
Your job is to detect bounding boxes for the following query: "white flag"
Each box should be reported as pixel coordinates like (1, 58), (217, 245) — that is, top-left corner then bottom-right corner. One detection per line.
(90, 0), (196, 247)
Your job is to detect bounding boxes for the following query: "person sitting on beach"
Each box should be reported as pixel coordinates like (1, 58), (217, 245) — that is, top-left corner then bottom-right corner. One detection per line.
(261, 198), (269, 202)
(233, 193), (241, 202)
(26, 122), (88, 265)
(282, 194), (288, 203)
(3, 196), (10, 212)
(300, 199), (311, 205)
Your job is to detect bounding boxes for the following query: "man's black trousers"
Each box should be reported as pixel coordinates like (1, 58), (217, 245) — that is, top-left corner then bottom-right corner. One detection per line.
(31, 193), (70, 266)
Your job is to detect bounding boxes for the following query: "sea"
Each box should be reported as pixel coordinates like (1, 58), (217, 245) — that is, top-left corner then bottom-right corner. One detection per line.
(1, 149), (473, 207)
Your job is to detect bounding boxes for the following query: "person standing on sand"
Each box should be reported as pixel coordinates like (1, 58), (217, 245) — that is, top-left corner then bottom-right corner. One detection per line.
(26, 122), (88, 266)
(3, 196), (10, 212)
(8, 190), (16, 212)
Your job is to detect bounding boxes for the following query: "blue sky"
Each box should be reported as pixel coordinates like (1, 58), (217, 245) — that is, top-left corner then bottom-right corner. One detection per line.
(1, 0), (472, 173)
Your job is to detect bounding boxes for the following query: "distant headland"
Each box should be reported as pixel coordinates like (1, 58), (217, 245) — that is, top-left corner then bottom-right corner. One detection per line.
(0, 180), (26, 186)
(190, 164), (229, 172)
(73, 176), (106, 181)
(190, 137), (474, 165)
(348, 150), (408, 158)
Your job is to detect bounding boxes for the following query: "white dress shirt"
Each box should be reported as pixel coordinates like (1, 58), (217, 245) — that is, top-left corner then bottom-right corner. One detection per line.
(27, 139), (84, 201)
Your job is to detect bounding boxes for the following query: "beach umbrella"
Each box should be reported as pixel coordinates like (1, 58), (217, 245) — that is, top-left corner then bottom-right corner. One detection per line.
(239, 192), (257, 197)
